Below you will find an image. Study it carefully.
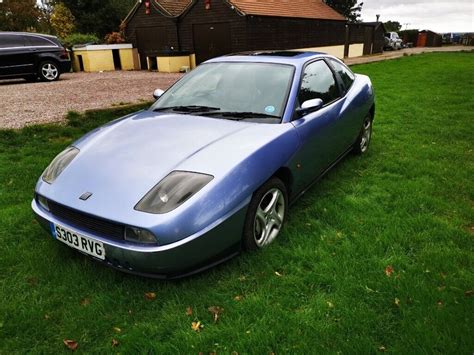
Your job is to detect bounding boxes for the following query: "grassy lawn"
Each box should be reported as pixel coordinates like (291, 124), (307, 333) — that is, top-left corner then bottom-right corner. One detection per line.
(0, 52), (473, 353)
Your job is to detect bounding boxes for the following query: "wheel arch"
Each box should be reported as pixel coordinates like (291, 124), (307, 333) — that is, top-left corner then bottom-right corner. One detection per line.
(272, 167), (294, 197)
(369, 104), (375, 120)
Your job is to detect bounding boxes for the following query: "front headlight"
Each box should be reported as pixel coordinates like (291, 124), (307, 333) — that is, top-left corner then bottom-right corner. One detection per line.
(42, 146), (79, 184)
(135, 171), (213, 214)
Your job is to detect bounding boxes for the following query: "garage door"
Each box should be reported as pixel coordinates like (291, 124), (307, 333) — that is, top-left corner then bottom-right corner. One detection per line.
(193, 23), (231, 64)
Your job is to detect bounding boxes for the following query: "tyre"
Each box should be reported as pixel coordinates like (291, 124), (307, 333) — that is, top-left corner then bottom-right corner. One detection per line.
(353, 114), (373, 155)
(38, 61), (60, 82)
(242, 177), (288, 250)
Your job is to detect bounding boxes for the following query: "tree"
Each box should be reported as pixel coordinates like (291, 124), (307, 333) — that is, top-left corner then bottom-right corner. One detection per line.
(51, 2), (75, 39)
(384, 21), (402, 33)
(324, 0), (364, 23)
(61, 0), (135, 37)
(37, 0), (57, 34)
(0, 0), (40, 31)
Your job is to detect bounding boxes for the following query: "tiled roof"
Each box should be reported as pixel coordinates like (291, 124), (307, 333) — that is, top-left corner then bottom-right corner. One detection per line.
(154, 0), (192, 16)
(153, 0), (345, 20)
(228, 0), (346, 21)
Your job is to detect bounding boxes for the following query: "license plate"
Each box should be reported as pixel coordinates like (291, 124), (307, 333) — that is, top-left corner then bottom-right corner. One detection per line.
(51, 223), (106, 260)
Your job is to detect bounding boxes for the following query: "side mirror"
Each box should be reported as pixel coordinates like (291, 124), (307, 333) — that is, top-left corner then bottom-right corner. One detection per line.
(153, 89), (165, 100)
(296, 98), (324, 117)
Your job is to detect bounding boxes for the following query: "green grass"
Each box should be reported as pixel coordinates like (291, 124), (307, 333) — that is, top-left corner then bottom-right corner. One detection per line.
(0, 52), (473, 353)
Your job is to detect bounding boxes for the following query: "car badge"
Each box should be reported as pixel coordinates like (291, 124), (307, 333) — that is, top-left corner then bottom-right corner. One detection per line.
(79, 192), (93, 201)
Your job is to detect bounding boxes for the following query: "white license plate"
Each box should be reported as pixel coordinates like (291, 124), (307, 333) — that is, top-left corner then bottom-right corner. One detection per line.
(51, 223), (106, 260)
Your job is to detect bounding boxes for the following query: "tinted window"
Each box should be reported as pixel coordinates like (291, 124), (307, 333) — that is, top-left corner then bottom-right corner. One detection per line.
(298, 60), (340, 105)
(0, 34), (25, 48)
(25, 35), (56, 47)
(330, 59), (355, 91)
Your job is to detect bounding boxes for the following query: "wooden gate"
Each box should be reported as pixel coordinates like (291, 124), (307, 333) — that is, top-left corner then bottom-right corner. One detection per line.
(192, 23), (231, 64)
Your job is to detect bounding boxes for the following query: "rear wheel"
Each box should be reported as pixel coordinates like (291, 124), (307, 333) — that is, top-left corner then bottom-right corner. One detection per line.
(242, 177), (288, 250)
(39, 61), (60, 82)
(353, 115), (373, 155)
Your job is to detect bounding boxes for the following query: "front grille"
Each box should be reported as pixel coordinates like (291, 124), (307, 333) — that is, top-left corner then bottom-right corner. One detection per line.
(47, 199), (124, 240)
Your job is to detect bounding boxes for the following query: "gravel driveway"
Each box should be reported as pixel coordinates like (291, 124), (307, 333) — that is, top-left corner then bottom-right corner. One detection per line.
(0, 71), (182, 129)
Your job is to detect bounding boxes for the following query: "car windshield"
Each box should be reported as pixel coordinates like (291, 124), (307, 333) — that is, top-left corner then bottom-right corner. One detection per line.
(151, 62), (295, 121)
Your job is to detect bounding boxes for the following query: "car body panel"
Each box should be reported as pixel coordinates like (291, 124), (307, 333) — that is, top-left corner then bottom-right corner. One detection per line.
(32, 51), (375, 277)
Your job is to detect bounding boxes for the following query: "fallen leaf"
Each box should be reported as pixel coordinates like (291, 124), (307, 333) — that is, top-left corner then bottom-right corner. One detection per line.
(113, 327), (121, 333)
(191, 321), (203, 332)
(44, 314), (50, 320)
(186, 307), (193, 316)
(327, 301), (334, 308)
(234, 295), (243, 301)
(80, 298), (90, 306)
(385, 265), (394, 277)
(63, 339), (78, 351)
(144, 292), (156, 301)
(111, 339), (119, 347)
(465, 290), (474, 297)
(208, 306), (224, 323)
(440, 272), (447, 279)
(379, 345), (386, 352)
(231, 351), (239, 355)
(394, 297), (400, 306)
(27, 277), (38, 286)
(437, 300), (443, 307)
(238, 275), (246, 281)
(275, 271), (283, 277)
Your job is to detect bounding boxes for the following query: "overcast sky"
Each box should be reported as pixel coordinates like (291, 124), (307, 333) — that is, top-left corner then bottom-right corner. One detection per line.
(361, 0), (473, 33)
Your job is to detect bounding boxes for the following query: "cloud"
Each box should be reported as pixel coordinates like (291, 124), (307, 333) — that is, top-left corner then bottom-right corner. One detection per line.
(361, 0), (474, 33)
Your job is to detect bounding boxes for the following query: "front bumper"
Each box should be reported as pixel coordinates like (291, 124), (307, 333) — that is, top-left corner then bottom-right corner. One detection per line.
(32, 199), (247, 279)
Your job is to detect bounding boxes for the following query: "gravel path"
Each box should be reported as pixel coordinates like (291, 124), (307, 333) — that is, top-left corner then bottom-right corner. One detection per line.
(0, 71), (182, 129)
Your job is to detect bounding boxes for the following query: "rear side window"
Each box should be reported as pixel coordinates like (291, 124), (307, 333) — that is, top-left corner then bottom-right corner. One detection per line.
(330, 59), (355, 92)
(25, 35), (57, 47)
(0, 34), (25, 48)
(298, 60), (340, 105)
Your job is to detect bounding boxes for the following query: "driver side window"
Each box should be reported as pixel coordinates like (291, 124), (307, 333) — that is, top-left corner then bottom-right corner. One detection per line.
(298, 60), (340, 106)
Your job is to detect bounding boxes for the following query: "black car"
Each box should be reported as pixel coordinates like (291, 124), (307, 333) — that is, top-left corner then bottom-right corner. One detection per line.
(0, 32), (71, 82)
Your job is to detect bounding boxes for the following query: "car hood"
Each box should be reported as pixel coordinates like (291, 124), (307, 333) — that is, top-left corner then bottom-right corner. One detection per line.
(37, 110), (292, 226)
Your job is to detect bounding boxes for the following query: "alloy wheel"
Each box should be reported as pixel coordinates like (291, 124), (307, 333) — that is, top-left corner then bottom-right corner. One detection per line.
(41, 63), (59, 81)
(359, 118), (372, 153)
(253, 188), (285, 248)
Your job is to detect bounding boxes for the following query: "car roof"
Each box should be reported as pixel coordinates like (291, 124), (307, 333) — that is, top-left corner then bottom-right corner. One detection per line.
(0, 31), (58, 39)
(206, 50), (333, 66)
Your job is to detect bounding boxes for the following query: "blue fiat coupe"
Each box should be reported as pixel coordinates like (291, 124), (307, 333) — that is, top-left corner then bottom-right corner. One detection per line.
(32, 51), (375, 278)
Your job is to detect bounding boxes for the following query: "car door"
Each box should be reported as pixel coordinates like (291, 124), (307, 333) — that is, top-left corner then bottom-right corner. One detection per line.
(290, 59), (345, 193)
(0, 34), (33, 76)
(328, 58), (364, 148)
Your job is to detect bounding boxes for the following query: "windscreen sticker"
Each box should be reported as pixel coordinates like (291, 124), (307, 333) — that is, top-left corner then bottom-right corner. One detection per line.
(265, 105), (276, 114)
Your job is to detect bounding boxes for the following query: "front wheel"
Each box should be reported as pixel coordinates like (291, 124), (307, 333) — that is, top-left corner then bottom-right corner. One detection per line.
(242, 177), (288, 250)
(353, 115), (373, 155)
(39, 61), (60, 82)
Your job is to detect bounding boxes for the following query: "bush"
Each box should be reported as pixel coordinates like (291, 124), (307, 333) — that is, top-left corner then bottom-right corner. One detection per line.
(62, 33), (100, 48)
(104, 32), (125, 44)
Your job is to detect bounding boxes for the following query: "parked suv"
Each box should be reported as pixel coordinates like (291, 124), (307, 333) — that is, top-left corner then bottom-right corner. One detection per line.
(0, 32), (71, 82)
(384, 32), (403, 50)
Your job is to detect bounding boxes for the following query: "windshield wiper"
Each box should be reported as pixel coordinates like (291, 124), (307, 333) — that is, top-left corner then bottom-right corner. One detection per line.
(204, 111), (280, 120)
(153, 105), (221, 113)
